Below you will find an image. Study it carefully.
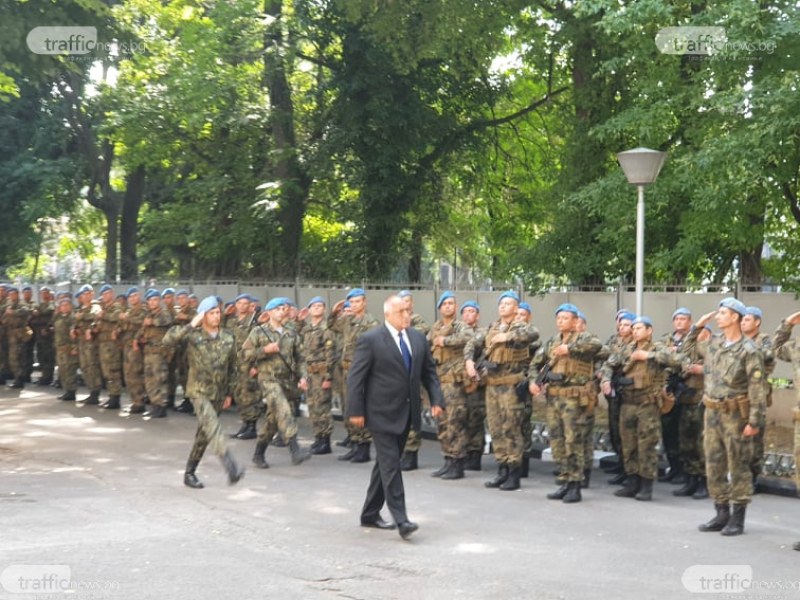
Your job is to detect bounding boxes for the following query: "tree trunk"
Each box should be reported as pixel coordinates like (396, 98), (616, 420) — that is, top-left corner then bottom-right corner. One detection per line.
(104, 203), (119, 282)
(120, 165), (146, 281)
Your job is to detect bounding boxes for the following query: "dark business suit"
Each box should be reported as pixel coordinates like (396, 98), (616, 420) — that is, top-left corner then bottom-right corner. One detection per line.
(346, 324), (444, 525)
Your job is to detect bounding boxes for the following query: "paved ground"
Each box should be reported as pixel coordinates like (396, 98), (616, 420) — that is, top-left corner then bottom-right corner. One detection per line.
(1, 385), (799, 600)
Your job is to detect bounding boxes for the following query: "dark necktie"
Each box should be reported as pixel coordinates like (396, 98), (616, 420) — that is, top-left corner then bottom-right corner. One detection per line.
(398, 331), (412, 373)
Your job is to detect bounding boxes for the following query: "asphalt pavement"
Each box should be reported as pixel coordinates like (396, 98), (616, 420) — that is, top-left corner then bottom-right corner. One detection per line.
(1, 385), (799, 600)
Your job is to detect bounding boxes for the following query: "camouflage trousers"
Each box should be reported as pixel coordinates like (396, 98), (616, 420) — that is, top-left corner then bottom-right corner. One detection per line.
(36, 336), (55, 380)
(188, 396), (228, 463)
(123, 344), (146, 406)
(465, 387), (486, 454)
(78, 338), (102, 391)
(167, 350), (179, 398)
(704, 407), (754, 505)
(606, 393), (622, 457)
(257, 381), (298, 443)
(404, 387), (429, 452)
(521, 389), (533, 454)
(678, 402), (706, 476)
(750, 402), (768, 477)
(438, 382), (468, 459)
(660, 401), (682, 469)
(8, 335), (27, 380)
(485, 384), (525, 467)
(0, 330), (9, 376)
(234, 367), (264, 423)
(341, 375), (372, 444)
(98, 340), (123, 396)
(306, 372), (333, 438)
(143, 349), (168, 407)
(794, 417), (800, 490)
(583, 410), (596, 467)
(545, 397), (565, 476)
(620, 400), (661, 480)
(55, 345), (79, 392)
(547, 394), (587, 482)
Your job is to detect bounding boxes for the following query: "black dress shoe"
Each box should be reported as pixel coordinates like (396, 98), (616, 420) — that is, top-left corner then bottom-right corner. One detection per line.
(360, 517), (396, 530)
(398, 521), (418, 540)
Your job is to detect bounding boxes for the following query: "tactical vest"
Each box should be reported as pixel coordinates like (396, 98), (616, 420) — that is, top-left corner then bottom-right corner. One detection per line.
(485, 326), (530, 365)
(548, 334), (594, 381)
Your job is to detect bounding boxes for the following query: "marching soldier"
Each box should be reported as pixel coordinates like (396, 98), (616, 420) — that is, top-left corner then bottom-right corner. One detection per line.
(30, 287), (55, 385)
(243, 297), (311, 468)
(135, 289), (174, 419)
(601, 316), (683, 501)
(465, 291), (538, 492)
(528, 303), (601, 503)
(119, 287), (148, 413)
(53, 294), (79, 401)
(4, 287), (32, 389)
(163, 296), (244, 489)
(772, 308), (800, 551)
(302, 297), (336, 455)
(226, 294), (262, 440)
(160, 288), (179, 409)
(687, 298), (766, 537)
(95, 284), (124, 410)
(72, 285), (103, 404)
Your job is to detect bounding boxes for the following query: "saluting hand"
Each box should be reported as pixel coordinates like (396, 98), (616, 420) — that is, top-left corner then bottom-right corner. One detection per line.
(786, 311), (800, 326)
(695, 311), (717, 329)
(190, 313), (204, 328)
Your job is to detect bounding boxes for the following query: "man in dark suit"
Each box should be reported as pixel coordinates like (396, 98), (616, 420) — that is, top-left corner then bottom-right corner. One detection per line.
(346, 294), (445, 540)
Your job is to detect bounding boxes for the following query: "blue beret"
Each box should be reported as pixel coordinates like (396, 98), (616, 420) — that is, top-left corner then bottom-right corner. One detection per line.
(39, 286), (51, 292)
(99, 284), (113, 294)
(57, 296), (73, 305)
(126, 287), (139, 297)
(518, 302), (532, 314)
(437, 290), (455, 308)
(145, 289), (161, 301)
(460, 300), (480, 313)
(577, 310), (587, 322)
(745, 306), (762, 319)
(499, 291), (520, 304)
(307, 296), (326, 308)
(672, 307), (691, 319)
(398, 290), (412, 298)
(176, 289), (188, 297)
(265, 297), (290, 311)
(161, 288), (175, 297)
(188, 293), (197, 299)
(234, 294), (251, 303)
(7, 286), (19, 293)
(633, 316), (653, 327)
(22, 285), (32, 292)
(618, 311), (636, 322)
(555, 303), (579, 316)
(197, 296), (219, 316)
(719, 297), (746, 316)
(77, 284), (93, 296)
(346, 288), (366, 300)
(616, 308), (632, 319)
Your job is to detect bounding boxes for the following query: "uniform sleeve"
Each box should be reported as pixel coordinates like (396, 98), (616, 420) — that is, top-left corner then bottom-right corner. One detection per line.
(746, 348), (767, 426)
(162, 323), (192, 348)
(773, 321), (794, 363)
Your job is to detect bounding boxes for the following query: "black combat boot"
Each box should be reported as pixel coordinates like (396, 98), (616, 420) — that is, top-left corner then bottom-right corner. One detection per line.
(673, 475), (699, 497)
(499, 465), (521, 491)
(547, 483), (570, 500)
(166, 394), (176, 409)
(338, 443), (358, 461)
(614, 474), (641, 498)
(603, 459), (623, 474)
(441, 458), (465, 481)
(793, 541), (800, 551)
(81, 390), (100, 405)
(463, 451), (482, 471)
(336, 434), (351, 448)
(128, 403), (146, 414)
(635, 478), (654, 501)
(143, 404), (167, 418)
(692, 476), (709, 500)
(431, 457), (453, 478)
(7, 378), (24, 389)
(349, 442), (370, 463)
(581, 467), (592, 489)
(721, 504), (746, 536)
(485, 464), (509, 488)
(562, 481), (582, 503)
(698, 503), (731, 532)
(235, 421), (257, 440)
(400, 450), (418, 471)
(184, 459), (204, 489)
(252, 440), (269, 468)
(35, 377), (52, 386)
(220, 450), (245, 485)
(311, 436), (331, 455)
(230, 422), (249, 438)
(608, 471), (627, 485)
(59, 390), (76, 401)
(520, 453), (530, 478)
(272, 433), (287, 447)
(176, 398), (194, 414)
(100, 395), (121, 410)
(658, 462), (682, 482)
(288, 436), (312, 465)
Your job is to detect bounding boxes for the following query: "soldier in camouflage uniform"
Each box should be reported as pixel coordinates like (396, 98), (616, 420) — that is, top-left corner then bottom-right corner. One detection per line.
(226, 294), (262, 440)
(429, 291), (476, 480)
(514, 302), (542, 479)
(119, 288), (148, 413)
(93, 285), (124, 409)
(160, 288), (179, 408)
(0, 284), (9, 384)
(71, 285), (103, 403)
(460, 301), (486, 471)
(528, 303), (601, 503)
(172, 289), (196, 413)
(302, 297), (335, 455)
(575, 311), (603, 488)
(772, 308), (800, 551)
(163, 296), (244, 488)
(135, 289), (174, 418)
(21, 285), (36, 382)
(686, 298), (767, 537)
(465, 291), (538, 492)
(742, 305), (775, 486)
(243, 297), (311, 468)
(601, 316), (684, 501)
(53, 294), (79, 401)
(330, 289), (380, 463)
(29, 287), (55, 385)
(3, 287), (32, 389)
(602, 311), (635, 483)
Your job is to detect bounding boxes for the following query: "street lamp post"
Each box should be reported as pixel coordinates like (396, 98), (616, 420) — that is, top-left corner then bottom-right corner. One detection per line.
(616, 147), (667, 316)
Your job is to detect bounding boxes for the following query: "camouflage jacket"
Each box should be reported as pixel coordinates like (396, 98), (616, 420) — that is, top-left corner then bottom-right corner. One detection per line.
(465, 318), (539, 378)
(302, 319), (334, 379)
(3, 300), (31, 339)
(600, 340), (684, 399)
(528, 330), (603, 386)
(242, 321), (307, 385)
(225, 313), (256, 366)
(660, 330), (704, 392)
(29, 301), (55, 338)
(410, 313), (430, 336)
(173, 304), (197, 327)
(163, 325), (237, 402)
(136, 307), (174, 350)
(95, 300), (122, 343)
(72, 301), (103, 338)
(119, 305), (147, 346)
(749, 332), (775, 376)
(772, 321), (800, 410)
(683, 327), (766, 426)
(428, 318), (474, 382)
(330, 311), (380, 366)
